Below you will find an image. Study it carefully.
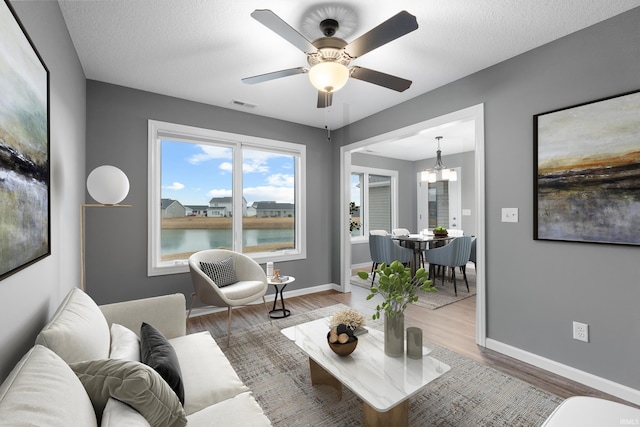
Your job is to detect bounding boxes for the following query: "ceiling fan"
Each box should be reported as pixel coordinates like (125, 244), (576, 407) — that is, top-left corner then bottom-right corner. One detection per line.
(242, 9), (418, 108)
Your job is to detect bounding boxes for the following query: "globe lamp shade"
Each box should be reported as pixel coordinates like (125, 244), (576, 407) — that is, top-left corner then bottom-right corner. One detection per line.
(308, 62), (349, 93)
(86, 165), (130, 205)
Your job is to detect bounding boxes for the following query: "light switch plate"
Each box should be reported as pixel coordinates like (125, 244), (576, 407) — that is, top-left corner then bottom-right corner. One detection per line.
(502, 208), (518, 223)
(462, 209), (471, 216)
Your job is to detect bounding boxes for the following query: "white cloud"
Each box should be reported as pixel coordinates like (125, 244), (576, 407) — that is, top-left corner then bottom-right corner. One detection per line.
(219, 162), (232, 172)
(165, 182), (185, 190)
(267, 173), (294, 186)
(188, 144), (232, 164)
(207, 188), (232, 198)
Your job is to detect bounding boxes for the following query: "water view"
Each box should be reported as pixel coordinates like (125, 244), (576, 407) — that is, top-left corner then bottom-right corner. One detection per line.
(161, 228), (294, 258)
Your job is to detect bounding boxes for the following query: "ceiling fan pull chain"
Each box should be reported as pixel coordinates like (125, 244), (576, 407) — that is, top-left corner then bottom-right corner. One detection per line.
(325, 92), (331, 141)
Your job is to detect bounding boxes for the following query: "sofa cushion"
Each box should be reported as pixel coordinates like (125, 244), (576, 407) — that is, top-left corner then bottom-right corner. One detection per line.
(169, 331), (248, 415)
(101, 398), (151, 427)
(186, 392), (271, 426)
(110, 323), (140, 361)
(35, 287), (110, 363)
(200, 257), (238, 287)
(70, 358), (187, 427)
(140, 322), (184, 405)
(0, 345), (97, 427)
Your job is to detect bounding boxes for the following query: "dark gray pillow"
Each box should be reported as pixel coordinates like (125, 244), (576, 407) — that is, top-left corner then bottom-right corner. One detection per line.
(200, 257), (238, 287)
(140, 322), (185, 405)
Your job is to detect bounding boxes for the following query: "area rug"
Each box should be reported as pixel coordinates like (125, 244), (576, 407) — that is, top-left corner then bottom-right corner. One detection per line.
(351, 265), (477, 310)
(215, 304), (562, 427)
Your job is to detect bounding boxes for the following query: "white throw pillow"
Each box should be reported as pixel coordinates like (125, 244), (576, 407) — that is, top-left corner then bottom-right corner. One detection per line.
(0, 345), (97, 427)
(101, 398), (151, 427)
(35, 288), (110, 363)
(110, 323), (140, 361)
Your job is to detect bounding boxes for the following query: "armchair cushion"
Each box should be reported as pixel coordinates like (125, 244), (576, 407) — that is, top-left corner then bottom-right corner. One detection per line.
(70, 358), (187, 427)
(200, 257), (238, 287)
(140, 322), (185, 405)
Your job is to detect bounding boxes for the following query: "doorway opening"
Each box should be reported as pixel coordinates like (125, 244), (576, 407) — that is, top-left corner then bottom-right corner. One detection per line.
(339, 103), (486, 345)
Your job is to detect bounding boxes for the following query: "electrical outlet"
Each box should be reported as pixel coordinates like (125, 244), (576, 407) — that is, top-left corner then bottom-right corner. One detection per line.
(573, 321), (589, 342)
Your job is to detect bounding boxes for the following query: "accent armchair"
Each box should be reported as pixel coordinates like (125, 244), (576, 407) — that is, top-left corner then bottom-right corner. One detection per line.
(188, 249), (271, 345)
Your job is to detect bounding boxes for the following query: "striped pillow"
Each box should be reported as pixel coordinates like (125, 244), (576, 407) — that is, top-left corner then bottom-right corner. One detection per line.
(200, 257), (238, 287)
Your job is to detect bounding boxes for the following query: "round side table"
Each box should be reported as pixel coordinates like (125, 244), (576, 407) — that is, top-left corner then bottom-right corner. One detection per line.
(267, 276), (295, 318)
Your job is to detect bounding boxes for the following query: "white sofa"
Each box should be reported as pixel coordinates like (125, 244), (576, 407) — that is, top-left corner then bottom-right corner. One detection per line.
(542, 396), (640, 426)
(0, 288), (271, 427)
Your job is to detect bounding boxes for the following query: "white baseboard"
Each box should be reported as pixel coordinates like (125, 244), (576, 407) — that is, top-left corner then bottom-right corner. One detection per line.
(486, 338), (640, 406)
(187, 283), (340, 318)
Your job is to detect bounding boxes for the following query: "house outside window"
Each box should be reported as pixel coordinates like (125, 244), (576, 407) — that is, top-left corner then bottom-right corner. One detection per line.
(148, 120), (306, 276)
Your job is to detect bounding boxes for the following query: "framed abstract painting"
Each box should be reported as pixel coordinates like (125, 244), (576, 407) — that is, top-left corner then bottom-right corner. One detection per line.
(0, 0), (50, 280)
(534, 89), (640, 246)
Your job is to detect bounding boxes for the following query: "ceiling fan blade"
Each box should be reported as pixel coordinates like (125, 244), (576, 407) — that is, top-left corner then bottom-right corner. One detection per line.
(350, 66), (412, 92)
(317, 91), (333, 108)
(344, 11), (418, 59)
(242, 67), (308, 84)
(251, 9), (317, 54)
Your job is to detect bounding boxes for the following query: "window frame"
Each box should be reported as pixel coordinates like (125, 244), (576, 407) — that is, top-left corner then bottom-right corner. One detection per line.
(350, 165), (398, 243)
(148, 119), (306, 276)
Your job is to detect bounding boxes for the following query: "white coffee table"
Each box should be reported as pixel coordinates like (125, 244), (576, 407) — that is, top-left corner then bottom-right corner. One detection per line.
(281, 317), (450, 426)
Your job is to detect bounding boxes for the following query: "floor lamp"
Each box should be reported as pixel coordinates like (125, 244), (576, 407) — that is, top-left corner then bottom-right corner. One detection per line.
(81, 165), (131, 292)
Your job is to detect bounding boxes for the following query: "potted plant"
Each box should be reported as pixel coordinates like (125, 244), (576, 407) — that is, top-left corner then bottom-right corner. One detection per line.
(433, 226), (448, 237)
(357, 260), (436, 357)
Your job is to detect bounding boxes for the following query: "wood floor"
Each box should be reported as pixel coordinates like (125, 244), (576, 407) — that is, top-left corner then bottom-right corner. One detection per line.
(187, 272), (635, 408)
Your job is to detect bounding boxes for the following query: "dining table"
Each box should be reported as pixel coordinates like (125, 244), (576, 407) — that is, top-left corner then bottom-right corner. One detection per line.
(392, 234), (455, 277)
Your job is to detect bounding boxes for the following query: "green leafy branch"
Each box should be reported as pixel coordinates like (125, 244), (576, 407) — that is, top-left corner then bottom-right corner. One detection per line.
(357, 260), (435, 320)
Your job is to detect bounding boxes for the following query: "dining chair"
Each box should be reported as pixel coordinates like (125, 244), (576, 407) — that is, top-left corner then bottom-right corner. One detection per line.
(392, 228), (411, 236)
(423, 236), (472, 296)
(368, 235), (413, 285)
(369, 229), (389, 236)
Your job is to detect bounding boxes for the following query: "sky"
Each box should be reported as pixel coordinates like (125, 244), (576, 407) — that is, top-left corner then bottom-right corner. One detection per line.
(161, 140), (295, 206)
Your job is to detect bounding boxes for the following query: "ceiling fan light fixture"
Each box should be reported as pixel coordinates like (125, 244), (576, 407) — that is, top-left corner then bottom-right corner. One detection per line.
(308, 61), (349, 93)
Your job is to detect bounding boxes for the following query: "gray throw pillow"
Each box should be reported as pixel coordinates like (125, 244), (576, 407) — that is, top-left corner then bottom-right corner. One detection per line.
(200, 257), (238, 287)
(69, 358), (187, 427)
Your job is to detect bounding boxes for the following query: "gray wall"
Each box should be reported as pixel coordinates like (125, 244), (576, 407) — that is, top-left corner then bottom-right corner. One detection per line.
(334, 9), (640, 390)
(85, 81), (332, 305)
(0, 1), (86, 380)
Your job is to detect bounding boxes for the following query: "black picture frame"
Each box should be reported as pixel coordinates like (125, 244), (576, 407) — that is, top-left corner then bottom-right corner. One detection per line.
(0, 0), (50, 281)
(534, 89), (640, 246)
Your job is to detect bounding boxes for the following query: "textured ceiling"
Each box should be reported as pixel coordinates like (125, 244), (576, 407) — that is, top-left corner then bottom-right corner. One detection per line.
(57, 0), (639, 159)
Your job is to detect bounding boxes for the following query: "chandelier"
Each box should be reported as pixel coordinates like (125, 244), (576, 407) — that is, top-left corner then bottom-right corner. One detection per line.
(420, 136), (457, 183)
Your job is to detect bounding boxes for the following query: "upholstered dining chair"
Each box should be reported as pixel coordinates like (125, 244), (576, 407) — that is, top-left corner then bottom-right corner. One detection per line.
(368, 235), (413, 285)
(188, 249), (271, 345)
(392, 228), (411, 236)
(369, 229), (389, 236)
(423, 236), (472, 296)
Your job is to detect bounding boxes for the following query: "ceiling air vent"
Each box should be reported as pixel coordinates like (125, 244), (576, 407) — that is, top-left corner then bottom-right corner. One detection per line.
(230, 99), (257, 109)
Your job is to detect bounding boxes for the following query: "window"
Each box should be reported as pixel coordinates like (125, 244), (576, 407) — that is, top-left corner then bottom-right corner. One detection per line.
(350, 166), (398, 241)
(148, 120), (306, 276)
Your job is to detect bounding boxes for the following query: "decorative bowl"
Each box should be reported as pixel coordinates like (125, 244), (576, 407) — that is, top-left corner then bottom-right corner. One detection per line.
(327, 334), (358, 356)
